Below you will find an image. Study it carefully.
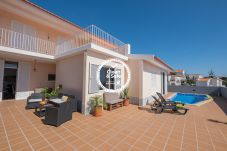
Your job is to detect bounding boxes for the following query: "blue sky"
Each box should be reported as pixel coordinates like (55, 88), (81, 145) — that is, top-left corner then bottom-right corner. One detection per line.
(30, 0), (227, 76)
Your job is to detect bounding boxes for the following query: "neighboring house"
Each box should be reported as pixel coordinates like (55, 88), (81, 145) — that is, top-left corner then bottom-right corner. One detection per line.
(196, 78), (223, 87)
(210, 78), (223, 87)
(196, 78), (211, 86)
(168, 69), (186, 86)
(168, 75), (184, 86)
(175, 69), (185, 76)
(188, 74), (203, 81)
(0, 0), (173, 114)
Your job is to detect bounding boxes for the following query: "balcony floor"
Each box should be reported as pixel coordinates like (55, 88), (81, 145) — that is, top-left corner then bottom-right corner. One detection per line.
(0, 97), (227, 151)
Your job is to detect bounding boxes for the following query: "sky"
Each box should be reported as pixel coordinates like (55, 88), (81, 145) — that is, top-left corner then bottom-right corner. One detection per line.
(30, 0), (227, 76)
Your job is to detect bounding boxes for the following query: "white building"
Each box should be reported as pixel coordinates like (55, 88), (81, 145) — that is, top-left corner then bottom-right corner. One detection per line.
(168, 75), (185, 86)
(196, 78), (223, 87)
(168, 69), (186, 86)
(188, 74), (203, 81)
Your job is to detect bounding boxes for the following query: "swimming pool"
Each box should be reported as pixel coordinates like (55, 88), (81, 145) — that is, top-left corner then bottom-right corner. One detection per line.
(170, 93), (208, 105)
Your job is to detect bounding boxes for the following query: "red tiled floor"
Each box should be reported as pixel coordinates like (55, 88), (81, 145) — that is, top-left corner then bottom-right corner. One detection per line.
(0, 96), (227, 151)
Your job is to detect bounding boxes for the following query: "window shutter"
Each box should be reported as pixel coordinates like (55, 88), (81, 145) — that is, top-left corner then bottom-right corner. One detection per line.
(89, 64), (99, 93)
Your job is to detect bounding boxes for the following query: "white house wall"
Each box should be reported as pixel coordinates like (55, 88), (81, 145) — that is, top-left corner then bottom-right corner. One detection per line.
(141, 61), (163, 106)
(127, 59), (168, 106)
(83, 51), (125, 115)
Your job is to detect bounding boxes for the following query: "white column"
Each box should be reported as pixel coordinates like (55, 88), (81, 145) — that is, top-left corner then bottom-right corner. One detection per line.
(15, 62), (32, 100)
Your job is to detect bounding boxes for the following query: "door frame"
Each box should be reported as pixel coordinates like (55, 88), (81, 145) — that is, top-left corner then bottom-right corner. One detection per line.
(0, 60), (4, 101)
(161, 72), (166, 95)
(2, 61), (18, 100)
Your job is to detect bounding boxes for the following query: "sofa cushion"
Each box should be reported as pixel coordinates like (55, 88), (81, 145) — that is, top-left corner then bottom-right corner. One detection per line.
(61, 96), (69, 102)
(105, 99), (123, 104)
(31, 93), (44, 99)
(28, 99), (42, 103)
(103, 93), (119, 101)
(50, 98), (64, 104)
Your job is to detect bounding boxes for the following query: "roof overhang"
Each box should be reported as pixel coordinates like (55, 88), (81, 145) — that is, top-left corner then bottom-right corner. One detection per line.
(0, 43), (128, 62)
(0, 46), (54, 63)
(0, 0), (82, 35)
(55, 43), (128, 61)
(127, 54), (173, 72)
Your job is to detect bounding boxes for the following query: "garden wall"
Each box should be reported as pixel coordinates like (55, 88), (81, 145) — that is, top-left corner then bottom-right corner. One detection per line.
(221, 87), (227, 99)
(168, 85), (222, 96)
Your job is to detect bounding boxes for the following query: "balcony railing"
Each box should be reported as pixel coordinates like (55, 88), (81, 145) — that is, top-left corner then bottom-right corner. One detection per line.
(56, 25), (127, 55)
(0, 28), (56, 55)
(0, 25), (127, 57)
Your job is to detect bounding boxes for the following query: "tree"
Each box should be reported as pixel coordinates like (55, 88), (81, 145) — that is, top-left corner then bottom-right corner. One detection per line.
(208, 69), (215, 78)
(185, 75), (195, 86)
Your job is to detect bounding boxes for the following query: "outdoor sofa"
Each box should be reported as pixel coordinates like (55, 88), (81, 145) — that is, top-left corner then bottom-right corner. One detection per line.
(103, 92), (123, 111)
(26, 93), (44, 109)
(49, 93), (78, 112)
(45, 98), (72, 127)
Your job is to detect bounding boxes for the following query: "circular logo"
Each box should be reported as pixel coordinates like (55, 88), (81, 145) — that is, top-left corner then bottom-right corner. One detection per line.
(96, 58), (131, 93)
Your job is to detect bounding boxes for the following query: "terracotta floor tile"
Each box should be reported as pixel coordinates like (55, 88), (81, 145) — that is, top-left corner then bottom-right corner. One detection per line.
(1, 97), (227, 151)
(97, 143), (113, 151)
(78, 144), (94, 151)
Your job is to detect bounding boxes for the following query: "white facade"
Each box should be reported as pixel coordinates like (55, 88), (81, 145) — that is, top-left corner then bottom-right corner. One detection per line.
(210, 78), (223, 87)
(196, 78), (223, 87)
(168, 75), (186, 86)
(196, 80), (210, 87)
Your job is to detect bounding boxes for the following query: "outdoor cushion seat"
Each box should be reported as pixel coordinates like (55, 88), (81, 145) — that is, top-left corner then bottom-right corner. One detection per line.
(103, 92), (123, 111)
(28, 98), (42, 103)
(49, 98), (65, 104)
(49, 93), (78, 112)
(105, 99), (123, 104)
(26, 93), (44, 109)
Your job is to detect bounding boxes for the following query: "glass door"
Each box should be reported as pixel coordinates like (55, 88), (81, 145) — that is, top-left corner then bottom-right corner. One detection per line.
(2, 61), (18, 100)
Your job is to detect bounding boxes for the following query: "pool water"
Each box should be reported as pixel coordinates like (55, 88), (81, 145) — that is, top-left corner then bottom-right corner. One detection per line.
(170, 93), (208, 104)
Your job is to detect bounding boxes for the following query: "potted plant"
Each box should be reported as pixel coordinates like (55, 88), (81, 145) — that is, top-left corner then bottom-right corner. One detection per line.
(90, 95), (103, 117)
(122, 88), (129, 106)
(41, 86), (61, 99)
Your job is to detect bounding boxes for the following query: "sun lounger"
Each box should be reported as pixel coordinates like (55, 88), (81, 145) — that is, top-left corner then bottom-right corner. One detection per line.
(156, 92), (184, 106)
(152, 96), (189, 115)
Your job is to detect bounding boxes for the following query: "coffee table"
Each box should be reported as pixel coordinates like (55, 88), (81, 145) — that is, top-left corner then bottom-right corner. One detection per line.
(34, 103), (53, 117)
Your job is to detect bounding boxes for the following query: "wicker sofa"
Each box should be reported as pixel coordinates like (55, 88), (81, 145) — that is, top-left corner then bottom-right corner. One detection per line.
(103, 92), (123, 111)
(45, 99), (72, 127)
(26, 93), (44, 109)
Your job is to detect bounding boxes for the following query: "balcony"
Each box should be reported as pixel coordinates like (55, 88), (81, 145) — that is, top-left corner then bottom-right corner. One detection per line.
(0, 25), (128, 58)
(0, 28), (56, 55)
(56, 25), (128, 55)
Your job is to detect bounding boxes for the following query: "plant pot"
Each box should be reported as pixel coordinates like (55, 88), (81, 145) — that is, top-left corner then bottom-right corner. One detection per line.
(123, 99), (129, 106)
(94, 106), (103, 117)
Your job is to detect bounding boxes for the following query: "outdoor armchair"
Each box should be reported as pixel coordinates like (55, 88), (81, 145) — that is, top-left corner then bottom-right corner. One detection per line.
(44, 100), (72, 127)
(26, 93), (44, 109)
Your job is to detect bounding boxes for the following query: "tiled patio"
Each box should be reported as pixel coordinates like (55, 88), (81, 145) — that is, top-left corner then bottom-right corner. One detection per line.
(0, 97), (227, 151)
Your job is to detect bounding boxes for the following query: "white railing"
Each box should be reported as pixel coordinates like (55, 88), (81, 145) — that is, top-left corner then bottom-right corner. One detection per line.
(0, 28), (56, 55)
(0, 25), (127, 56)
(56, 25), (127, 55)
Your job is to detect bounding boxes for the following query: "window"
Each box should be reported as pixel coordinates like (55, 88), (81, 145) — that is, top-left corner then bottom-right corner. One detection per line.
(48, 74), (55, 81)
(100, 66), (121, 90)
(89, 64), (99, 93)
(89, 64), (122, 94)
